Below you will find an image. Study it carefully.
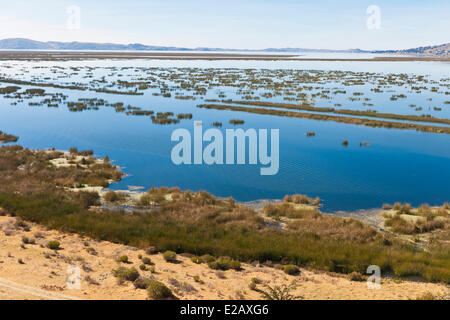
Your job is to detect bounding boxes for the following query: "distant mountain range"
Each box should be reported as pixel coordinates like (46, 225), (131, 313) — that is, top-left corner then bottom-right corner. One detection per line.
(0, 38), (448, 57)
(0, 38), (368, 53)
(373, 43), (450, 58)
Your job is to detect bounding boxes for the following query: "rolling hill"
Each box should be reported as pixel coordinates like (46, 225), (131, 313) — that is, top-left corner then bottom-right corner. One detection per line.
(0, 38), (448, 57)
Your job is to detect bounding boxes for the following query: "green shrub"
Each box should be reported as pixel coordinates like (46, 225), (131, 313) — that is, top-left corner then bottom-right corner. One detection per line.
(139, 264), (147, 271)
(258, 282), (301, 300)
(230, 260), (241, 270)
(141, 257), (153, 265)
(200, 254), (215, 263)
(163, 250), (177, 262)
(193, 275), (203, 284)
(208, 257), (241, 271)
(249, 277), (262, 291)
(47, 240), (61, 250)
(134, 277), (153, 289)
(400, 203), (412, 214)
(393, 202), (402, 211)
(117, 255), (129, 263)
(22, 236), (35, 244)
(103, 191), (127, 203)
(251, 277), (262, 285)
(112, 267), (139, 282)
(283, 265), (300, 276)
(208, 261), (220, 270)
(147, 280), (174, 300)
(349, 271), (365, 281)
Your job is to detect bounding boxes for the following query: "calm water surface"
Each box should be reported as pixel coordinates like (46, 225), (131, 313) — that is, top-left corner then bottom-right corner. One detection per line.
(0, 54), (449, 211)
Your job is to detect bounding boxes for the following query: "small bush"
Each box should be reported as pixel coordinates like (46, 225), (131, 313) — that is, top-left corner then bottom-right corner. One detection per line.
(191, 256), (201, 264)
(208, 257), (241, 271)
(349, 271), (365, 281)
(112, 267), (139, 282)
(163, 250), (177, 262)
(258, 282), (301, 300)
(400, 203), (412, 214)
(141, 257), (153, 265)
(22, 236), (35, 245)
(103, 191), (127, 203)
(193, 275), (204, 284)
(200, 254), (215, 263)
(249, 277), (262, 290)
(251, 277), (262, 285)
(230, 260), (241, 270)
(283, 265), (300, 276)
(47, 240), (61, 250)
(134, 277), (153, 289)
(147, 280), (174, 300)
(117, 255), (129, 263)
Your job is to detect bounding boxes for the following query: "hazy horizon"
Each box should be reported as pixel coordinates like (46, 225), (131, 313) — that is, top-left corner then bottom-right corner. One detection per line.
(1, 0), (449, 51)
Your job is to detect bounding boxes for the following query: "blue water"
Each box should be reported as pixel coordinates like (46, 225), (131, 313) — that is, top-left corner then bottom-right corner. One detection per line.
(0, 56), (449, 212)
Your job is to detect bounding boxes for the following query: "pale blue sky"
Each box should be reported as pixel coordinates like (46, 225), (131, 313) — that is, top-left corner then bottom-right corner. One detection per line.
(1, 0), (448, 50)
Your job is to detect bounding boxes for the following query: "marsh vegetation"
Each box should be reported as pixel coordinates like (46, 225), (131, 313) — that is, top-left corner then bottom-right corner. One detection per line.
(0, 145), (448, 283)
(1, 64), (449, 132)
(0, 130), (18, 143)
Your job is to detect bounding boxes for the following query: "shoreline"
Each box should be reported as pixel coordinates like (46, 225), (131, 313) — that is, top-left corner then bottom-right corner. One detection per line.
(0, 143), (448, 288)
(1, 51), (449, 61)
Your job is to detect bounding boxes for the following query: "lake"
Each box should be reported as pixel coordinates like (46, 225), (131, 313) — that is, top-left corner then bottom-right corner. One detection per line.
(0, 53), (449, 212)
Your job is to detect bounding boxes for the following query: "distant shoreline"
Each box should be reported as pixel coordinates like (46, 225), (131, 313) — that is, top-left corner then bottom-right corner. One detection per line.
(1, 50), (450, 61)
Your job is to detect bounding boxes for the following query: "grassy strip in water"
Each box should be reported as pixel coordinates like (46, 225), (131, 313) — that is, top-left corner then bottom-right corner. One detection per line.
(222, 100), (450, 126)
(198, 104), (450, 135)
(0, 78), (88, 91)
(0, 78), (144, 96)
(93, 88), (144, 95)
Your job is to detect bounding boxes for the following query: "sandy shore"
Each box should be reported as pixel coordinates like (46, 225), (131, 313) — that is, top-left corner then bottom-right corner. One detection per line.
(0, 215), (447, 300)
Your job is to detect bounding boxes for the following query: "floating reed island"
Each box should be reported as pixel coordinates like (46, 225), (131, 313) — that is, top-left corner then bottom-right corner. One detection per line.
(197, 104), (450, 135)
(1, 65), (449, 130)
(0, 130), (18, 143)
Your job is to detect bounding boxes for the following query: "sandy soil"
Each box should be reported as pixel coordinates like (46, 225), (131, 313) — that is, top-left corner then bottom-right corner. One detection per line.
(0, 215), (447, 300)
